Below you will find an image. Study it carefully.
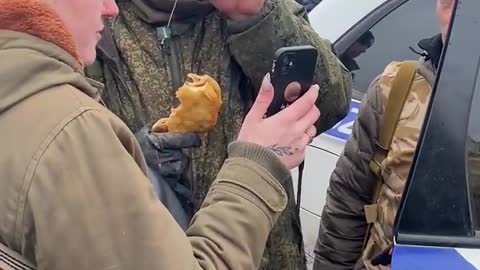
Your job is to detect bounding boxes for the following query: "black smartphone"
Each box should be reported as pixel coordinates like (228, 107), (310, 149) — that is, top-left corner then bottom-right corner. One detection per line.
(266, 45), (318, 117)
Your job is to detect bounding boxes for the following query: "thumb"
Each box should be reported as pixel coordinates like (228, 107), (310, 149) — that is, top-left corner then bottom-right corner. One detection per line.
(245, 73), (274, 121)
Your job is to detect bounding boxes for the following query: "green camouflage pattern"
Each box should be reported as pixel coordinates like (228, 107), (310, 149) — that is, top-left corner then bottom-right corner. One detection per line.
(86, 0), (351, 269)
(229, 0), (352, 134)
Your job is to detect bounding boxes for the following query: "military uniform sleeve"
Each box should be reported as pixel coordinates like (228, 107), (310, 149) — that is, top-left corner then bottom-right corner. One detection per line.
(26, 109), (289, 270)
(227, 0), (352, 134)
(312, 77), (382, 270)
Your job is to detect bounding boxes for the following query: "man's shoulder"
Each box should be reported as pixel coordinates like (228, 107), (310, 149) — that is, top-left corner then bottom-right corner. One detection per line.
(0, 83), (132, 249)
(359, 60), (432, 138)
(28, 84), (129, 146)
(38, 84), (107, 116)
(374, 61), (431, 108)
(366, 60), (432, 150)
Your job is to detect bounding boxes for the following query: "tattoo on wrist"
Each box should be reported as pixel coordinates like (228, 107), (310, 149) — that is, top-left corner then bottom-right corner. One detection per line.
(268, 144), (294, 156)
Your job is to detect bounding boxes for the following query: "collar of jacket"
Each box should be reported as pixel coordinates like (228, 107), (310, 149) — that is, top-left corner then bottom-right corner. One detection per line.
(418, 34), (444, 69)
(339, 54), (360, 72)
(0, 0), (103, 112)
(0, 0), (81, 64)
(131, 0), (214, 25)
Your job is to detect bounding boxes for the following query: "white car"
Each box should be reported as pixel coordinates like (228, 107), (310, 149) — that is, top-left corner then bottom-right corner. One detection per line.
(295, 0), (440, 267)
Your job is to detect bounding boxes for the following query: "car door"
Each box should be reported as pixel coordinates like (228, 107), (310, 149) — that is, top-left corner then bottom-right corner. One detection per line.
(392, 0), (480, 268)
(300, 0), (441, 267)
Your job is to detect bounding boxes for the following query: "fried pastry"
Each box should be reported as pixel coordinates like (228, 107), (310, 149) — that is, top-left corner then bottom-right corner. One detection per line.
(151, 73), (222, 134)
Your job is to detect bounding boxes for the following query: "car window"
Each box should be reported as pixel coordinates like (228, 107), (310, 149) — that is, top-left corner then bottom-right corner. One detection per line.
(340, 0), (438, 95)
(395, 0), (480, 246)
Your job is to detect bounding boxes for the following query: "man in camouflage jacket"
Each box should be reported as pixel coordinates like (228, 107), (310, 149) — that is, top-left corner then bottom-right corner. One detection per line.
(86, 0), (352, 269)
(313, 0), (454, 269)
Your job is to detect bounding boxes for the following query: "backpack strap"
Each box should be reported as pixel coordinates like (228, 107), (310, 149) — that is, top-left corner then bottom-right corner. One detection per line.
(0, 241), (35, 270)
(369, 61), (419, 179)
(362, 60), (418, 247)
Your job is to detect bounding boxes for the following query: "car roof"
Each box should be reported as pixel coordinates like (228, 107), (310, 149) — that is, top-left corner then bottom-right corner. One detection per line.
(308, 0), (389, 43)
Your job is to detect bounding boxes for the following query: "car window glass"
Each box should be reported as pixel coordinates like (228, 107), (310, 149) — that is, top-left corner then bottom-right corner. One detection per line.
(340, 0), (438, 95)
(396, 0), (480, 240)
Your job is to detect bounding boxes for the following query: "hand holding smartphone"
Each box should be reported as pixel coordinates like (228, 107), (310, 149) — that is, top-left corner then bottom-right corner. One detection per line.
(266, 45), (318, 117)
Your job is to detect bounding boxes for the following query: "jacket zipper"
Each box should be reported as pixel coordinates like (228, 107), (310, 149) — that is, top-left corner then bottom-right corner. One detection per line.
(157, 26), (183, 90)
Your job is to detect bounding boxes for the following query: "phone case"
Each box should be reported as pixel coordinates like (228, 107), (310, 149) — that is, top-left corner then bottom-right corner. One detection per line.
(266, 45), (318, 117)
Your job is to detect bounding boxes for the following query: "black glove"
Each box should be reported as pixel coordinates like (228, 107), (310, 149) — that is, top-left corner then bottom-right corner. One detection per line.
(371, 244), (393, 267)
(135, 126), (201, 229)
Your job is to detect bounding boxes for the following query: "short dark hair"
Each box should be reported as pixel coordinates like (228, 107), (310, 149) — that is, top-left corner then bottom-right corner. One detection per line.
(357, 31), (375, 48)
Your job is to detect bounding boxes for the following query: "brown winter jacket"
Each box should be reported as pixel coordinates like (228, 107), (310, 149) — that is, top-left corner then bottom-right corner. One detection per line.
(0, 1), (291, 270)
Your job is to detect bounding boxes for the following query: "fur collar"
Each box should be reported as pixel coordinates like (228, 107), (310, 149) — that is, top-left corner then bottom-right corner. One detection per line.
(0, 0), (80, 63)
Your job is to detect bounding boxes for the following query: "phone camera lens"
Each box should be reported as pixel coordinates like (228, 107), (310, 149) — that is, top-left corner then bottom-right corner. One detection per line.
(281, 55), (294, 74)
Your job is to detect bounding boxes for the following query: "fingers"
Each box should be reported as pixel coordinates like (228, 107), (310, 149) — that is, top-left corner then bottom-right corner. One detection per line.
(245, 73), (274, 122)
(135, 125), (151, 136)
(287, 125), (316, 168)
(148, 132), (202, 149)
(306, 125), (317, 141)
(300, 125), (317, 145)
(274, 84), (319, 122)
(294, 106), (320, 136)
(299, 127), (314, 146)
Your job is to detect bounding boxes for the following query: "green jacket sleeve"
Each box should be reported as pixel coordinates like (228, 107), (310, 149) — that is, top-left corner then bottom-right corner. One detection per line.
(227, 0), (352, 134)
